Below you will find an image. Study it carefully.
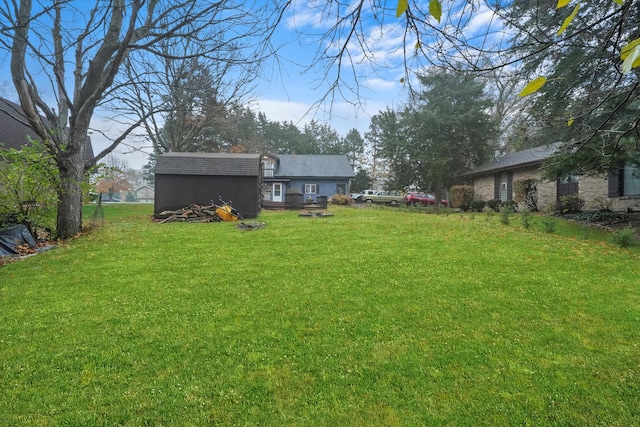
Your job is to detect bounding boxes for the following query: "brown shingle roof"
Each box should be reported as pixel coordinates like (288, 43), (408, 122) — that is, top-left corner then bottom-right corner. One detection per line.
(464, 143), (563, 177)
(155, 152), (261, 176)
(0, 97), (94, 160)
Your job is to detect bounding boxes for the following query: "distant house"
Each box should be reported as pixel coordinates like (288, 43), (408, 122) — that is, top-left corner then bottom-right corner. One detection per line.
(261, 154), (355, 205)
(0, 97), (94, 161)
(154, 152), (262, 218)
(135, 185), (154, 203)
(463, 144), (640, 212)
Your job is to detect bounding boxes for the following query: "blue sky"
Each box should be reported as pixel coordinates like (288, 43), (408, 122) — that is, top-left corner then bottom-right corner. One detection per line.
(248, 0), (508, 142)
(251, 1), (411, 136)
(0, 0), (506, 170)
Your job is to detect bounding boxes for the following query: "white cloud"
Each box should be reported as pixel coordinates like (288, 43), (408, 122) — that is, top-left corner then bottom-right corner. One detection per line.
(364, 77), (398, 92)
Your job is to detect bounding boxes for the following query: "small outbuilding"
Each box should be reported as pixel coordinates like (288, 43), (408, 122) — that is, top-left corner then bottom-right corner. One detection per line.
(154, 152), (262, 219)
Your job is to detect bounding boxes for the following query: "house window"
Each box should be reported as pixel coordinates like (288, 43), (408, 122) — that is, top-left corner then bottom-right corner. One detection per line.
(263, 168), (274, 177)
(623, 165), (640, 195)
(557, 176), (579, 200)
(499, 172), (509, 201)
(305, 184), (317, 194)
(609, 164), (640, 197)
(336, 184), (346, 195)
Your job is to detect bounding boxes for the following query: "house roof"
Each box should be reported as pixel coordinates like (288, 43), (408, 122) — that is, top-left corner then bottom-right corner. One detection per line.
(0, 96), (94, 160)
(276, 154), (355, 178)
(464, 143), (563, 177)
(155, 152), (261, 176)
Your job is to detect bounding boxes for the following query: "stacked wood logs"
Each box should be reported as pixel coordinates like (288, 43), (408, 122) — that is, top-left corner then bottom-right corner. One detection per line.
(153, 203), (225, 223)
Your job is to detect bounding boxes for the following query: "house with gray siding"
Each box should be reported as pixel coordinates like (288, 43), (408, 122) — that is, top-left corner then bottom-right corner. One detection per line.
(261, 154), (355, 205)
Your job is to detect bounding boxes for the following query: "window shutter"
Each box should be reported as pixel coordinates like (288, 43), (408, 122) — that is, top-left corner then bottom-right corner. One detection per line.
(316, 184), (320, 194)
(507, 172), (513, 200)
(608, 168), (622, 197)
(494, 174), (500, 199)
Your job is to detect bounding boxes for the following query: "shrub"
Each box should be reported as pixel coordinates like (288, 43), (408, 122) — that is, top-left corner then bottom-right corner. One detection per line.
(486, 199), (502, 212)
(542, 217), (557, 233)
(611, 226), (637, 248)
(556, 194), (585, 215)
(449, 185), (474, 211)
(501, 199), (518, 213)
(0, 140), (59, 235)
(520, 207), (532, 230)
(470, 200), (486, 212)
(513, 178), (538, 211)
(329, 194), (351, 205)
(499, 206), (511, 225)
(592, 196), (613, 212)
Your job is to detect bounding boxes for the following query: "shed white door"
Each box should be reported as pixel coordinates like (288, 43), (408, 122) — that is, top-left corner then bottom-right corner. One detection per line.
(273, 183), (283, 202)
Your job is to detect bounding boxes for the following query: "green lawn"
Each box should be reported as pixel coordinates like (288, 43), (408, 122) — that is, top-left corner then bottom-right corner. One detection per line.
(1, 204), (639, 425)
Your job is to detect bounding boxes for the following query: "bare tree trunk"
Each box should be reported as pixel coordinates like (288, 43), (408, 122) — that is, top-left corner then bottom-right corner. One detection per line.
(56, 158), (84, 239)
(55, 128), (87, 239)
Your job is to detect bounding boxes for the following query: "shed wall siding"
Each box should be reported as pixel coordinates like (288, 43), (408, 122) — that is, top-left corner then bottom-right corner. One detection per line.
(155, 175), (260, 218)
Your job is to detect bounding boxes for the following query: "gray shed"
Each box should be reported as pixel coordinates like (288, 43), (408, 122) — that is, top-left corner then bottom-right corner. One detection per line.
(154, 152), (262, 218)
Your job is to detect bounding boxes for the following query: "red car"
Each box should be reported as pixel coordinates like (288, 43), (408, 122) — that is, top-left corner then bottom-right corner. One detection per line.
(404, 192), (448, 207)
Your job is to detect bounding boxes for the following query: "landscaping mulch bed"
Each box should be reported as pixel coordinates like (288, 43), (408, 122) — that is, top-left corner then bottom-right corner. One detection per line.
(565, 211), (640, 236)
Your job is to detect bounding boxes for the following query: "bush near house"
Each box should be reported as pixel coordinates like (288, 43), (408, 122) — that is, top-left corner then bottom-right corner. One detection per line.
(0, 142), (59, 234)
(486, 199), (502, 212)
(513, 178), (538, 211)
(449, 185), (474, 211)
(556, 194), (585, 214)
(329, 194), (351, 205)
(469, 200), (486, 212)
(501, 199), (518, 212)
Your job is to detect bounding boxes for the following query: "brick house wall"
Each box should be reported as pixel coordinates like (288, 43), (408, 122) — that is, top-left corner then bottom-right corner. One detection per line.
(473, 171), (640, 212)
(466, 144), (640, 213)
(473, 166), (558, 211)
(472, 175), (494, 201)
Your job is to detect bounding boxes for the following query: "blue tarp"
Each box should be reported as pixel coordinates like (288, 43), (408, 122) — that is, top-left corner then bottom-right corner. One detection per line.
(0, 224), (37, 257)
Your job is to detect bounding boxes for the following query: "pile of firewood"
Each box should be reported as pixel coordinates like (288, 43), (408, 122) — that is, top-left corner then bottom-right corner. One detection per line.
(153, 203), (225, 223)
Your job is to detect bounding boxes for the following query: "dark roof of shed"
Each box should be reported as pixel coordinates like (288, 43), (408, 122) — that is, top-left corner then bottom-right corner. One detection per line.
(0, 97), (94, 160)
(276, 155), (355, 178)
(155, 152), (261, 176)
(464, 143), (563, 177)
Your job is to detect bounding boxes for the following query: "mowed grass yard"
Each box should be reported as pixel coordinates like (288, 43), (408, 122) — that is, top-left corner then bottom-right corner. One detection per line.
(1, 204), (639, 426)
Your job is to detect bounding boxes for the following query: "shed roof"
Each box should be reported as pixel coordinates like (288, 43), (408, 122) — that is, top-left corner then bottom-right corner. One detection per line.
(464, 143), (563, 177)
(155, 152), (261, 176)
(276, 154), (355, 178)
(0, 97), (94, 160)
